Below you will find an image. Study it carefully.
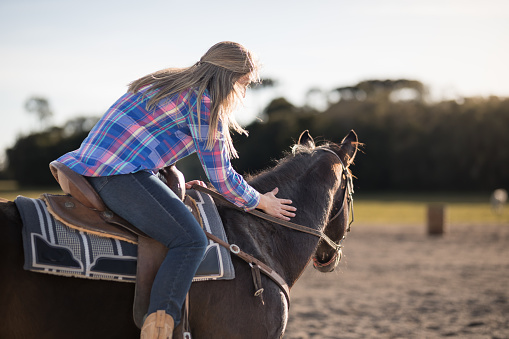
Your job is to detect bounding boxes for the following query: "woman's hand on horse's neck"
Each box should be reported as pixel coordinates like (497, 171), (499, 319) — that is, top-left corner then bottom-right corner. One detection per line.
(256, 187), (296, 221)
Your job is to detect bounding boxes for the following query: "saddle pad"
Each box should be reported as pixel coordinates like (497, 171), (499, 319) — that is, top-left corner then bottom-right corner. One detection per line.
(15, 190), (234, 283)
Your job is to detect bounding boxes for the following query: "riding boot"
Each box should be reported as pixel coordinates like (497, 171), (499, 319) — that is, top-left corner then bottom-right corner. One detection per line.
(140, 310), (174, 339)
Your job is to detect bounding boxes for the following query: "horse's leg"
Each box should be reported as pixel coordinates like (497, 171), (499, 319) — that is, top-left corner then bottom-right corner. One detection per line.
(0, 202), (139, 339)
(174, 258), (288, 339)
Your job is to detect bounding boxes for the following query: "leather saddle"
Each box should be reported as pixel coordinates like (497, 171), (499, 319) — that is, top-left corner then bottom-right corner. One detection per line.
(47, 161), (200, 328)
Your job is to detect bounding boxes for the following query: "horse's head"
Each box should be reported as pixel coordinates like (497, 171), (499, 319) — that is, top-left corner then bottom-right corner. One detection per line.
(297, 130), (358, 273)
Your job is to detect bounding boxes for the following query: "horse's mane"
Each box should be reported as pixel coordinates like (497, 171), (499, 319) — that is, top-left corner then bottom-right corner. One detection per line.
(246, 140), (345, 193)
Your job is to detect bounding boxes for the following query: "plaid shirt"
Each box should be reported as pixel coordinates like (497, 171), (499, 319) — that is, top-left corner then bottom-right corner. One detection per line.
(56, 87), (260, 211)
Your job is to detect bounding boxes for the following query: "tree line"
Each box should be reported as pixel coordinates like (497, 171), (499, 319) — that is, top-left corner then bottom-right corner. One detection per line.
(2, 80), (508, 192)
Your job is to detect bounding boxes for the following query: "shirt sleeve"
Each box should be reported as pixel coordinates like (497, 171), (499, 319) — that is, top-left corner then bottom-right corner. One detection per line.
(186, 91), (260, 211)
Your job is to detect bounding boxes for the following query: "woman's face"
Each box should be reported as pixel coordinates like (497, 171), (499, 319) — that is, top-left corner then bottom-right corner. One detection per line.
(236, 74), (251, 98)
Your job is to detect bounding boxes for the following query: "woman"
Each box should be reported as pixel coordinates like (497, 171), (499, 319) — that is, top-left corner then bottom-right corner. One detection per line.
(54, 41), (296, 339)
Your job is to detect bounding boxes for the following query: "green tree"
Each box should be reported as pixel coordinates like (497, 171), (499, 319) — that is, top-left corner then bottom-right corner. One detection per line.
(331, 79), (427, 103)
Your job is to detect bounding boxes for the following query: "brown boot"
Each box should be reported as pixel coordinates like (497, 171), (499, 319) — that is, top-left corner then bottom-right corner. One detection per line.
(140, 310), (175, 339)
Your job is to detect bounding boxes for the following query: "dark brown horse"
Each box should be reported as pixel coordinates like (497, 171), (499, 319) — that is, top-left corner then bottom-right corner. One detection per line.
(0, 130), (358, 339)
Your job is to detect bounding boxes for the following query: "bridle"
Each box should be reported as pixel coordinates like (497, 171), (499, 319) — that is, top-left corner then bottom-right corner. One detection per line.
(306, 147), (354, 269)
(318, 147), (355, 232)
(312, 147), (355, 251)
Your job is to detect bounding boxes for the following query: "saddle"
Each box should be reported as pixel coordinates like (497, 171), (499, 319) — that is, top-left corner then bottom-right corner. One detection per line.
(47, 161), (199, 328)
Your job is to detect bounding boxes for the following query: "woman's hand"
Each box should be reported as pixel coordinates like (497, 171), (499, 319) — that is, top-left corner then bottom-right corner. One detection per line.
(185, 180), (207, 189)
(256, 187), (297, 221)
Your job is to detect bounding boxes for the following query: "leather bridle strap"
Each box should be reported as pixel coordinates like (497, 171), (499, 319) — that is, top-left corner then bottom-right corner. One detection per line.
(203, 230), (291, 306)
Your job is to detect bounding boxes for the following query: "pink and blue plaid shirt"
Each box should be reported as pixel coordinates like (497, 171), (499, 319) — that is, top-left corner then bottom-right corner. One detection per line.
(56, 87), (260, 211)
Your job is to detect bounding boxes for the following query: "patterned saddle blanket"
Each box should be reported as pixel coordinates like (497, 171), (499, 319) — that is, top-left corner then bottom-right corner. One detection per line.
(14, 189), (235, 283)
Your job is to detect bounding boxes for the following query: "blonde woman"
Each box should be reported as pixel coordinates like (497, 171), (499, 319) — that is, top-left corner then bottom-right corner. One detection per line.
(54, 41), (296, 339)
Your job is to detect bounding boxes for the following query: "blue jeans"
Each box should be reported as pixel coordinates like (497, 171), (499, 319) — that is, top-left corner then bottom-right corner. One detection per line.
(87, 171), (208, 324)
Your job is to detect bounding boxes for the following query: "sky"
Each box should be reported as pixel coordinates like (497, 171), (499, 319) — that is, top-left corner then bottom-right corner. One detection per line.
(1, 0), (509, 159)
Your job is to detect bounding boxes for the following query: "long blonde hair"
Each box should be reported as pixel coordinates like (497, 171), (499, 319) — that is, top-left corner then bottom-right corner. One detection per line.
(128, 41), (259, 158)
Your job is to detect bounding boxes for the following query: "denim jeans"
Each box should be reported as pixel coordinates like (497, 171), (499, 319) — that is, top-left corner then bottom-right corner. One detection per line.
(87, 171), (208, 324)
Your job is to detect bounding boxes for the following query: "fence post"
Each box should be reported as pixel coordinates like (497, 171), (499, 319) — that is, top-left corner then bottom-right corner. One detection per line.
(427, 204), (445, 235)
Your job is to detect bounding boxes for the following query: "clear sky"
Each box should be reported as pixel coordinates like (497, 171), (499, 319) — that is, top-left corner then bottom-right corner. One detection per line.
(1, 0), (508, 158)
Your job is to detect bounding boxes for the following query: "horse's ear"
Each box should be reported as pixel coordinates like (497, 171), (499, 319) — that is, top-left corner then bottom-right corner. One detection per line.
(298, 130), (315, 148)
(336, 130), (358, 167)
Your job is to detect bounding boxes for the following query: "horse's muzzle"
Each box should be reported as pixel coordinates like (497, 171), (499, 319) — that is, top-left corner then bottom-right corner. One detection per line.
(312, 249), (342, 273)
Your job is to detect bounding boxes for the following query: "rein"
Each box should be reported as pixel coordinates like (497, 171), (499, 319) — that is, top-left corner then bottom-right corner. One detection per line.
(194, 185), (342, 251)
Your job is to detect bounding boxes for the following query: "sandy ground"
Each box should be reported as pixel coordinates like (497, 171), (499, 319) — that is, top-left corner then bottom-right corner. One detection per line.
(284, 223), (509, 339)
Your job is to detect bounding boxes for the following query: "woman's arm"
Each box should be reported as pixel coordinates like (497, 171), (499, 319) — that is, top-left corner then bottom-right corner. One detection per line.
(186, 90), (296, 220)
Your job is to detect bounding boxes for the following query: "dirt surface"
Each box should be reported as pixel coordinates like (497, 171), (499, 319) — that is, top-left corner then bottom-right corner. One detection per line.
(285, 223), (509, 339)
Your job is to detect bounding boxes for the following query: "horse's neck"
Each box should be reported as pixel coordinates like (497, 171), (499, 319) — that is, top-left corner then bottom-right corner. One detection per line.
(225, 186), (330, 287)
(263, 221), (321, 287)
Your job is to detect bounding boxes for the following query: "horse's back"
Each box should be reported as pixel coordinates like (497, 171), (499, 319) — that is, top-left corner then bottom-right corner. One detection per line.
(0, 201), (23, 272)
